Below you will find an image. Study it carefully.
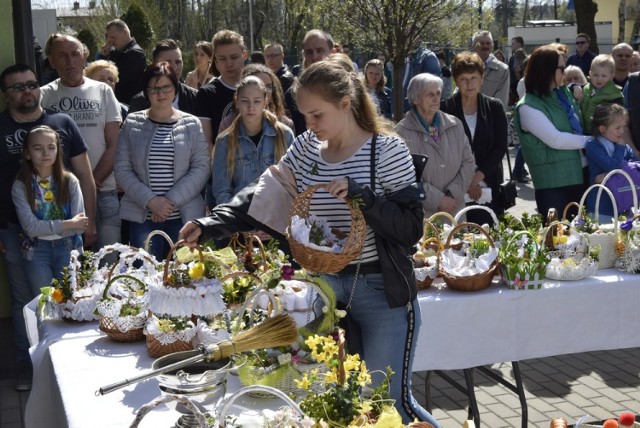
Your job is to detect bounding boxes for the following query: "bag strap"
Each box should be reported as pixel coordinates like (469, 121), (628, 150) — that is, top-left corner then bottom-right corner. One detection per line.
(504, 149), (514, 181)
(370, 133), (378, 189)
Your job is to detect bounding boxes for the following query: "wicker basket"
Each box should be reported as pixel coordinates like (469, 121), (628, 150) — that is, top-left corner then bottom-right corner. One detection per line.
(572, 184), (620, 269)
(439, 222), (498, 292)
(96, 274), (147, 342)
(428, 211), (461, 250)
(145, 333), (194, 358)
(454, 204), (499, 226)
(286, 184), (366, 274)
(229, 233), (268, 273)
(500, 230), (547, 290)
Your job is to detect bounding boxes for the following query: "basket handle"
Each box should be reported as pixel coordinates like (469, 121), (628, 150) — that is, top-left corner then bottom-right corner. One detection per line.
(231, 233), (269, 273)
(101, 274), (146, 301)
(103, 246), (158, 284)
(130, 394), (209, 428)
(427, 211), (457, 227)
(454, 204), (499, 227)
(575, 184), (618, 230)
(232, 286), (279, 331)
(143, 230), (175, 254)
(561, 202), (581, 221)
(598, 168), (639, 215)
(217, 385), (303, 427)
(163, 240), (204, 288)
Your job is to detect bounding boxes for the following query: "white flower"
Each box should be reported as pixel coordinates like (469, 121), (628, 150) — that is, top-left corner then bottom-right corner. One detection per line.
(277, 353), (292, 366)
(335, 309), (347, 319)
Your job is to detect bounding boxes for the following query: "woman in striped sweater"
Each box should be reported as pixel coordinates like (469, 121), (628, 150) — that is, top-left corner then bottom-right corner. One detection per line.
(180, 60), (440, 427)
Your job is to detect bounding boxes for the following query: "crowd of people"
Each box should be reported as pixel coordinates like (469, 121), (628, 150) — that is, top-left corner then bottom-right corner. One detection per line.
(5, 20), (640, 426)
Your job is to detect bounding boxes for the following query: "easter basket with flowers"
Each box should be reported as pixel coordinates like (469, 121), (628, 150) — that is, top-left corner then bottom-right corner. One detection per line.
(40, 249), (104, 322)
(413, 221), (440, 290)
(499, 230), (549, 290)
(570, 184), (621, 269)
(439, 222), (499, 292)
(543, 219), (598, 281)
(145, 240), (227, 357)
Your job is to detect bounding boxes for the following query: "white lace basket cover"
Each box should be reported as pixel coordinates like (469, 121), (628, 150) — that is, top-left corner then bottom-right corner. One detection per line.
(145, 314), (197, 345)
(147, 277), (226, 317)
(545, 257), (598, 281)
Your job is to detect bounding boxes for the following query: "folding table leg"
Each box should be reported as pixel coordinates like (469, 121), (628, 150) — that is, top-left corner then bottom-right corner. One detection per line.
(424, 370), (433, 413)
(463, 367), (481, 427)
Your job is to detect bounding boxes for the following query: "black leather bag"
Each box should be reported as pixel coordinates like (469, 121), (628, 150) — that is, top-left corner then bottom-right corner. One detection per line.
(500, 152), (518, 209)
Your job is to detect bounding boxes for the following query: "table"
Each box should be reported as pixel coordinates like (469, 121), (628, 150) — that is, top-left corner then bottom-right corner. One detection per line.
(24, 270), (640, 427)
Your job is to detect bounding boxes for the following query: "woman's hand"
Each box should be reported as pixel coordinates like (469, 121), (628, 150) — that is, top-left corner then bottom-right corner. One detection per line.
(438, 195), (458, 213)
(324, 178), (349, 199)
(467, 184), (483, 201)
(179, 222), (202, 248)
(594, 173), (605, 184)
(147, 196), (175, 219)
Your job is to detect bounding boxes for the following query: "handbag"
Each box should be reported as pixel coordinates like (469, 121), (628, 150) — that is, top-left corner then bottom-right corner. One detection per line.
(499, 151), (518, 209)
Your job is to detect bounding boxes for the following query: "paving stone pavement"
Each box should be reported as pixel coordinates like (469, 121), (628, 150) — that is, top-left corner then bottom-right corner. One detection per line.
(1, 148), (639, 428)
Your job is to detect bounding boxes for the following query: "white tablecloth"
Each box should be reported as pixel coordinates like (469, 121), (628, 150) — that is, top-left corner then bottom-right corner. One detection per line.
(414, 270), (640, 371)
(24, 269), (640, 427)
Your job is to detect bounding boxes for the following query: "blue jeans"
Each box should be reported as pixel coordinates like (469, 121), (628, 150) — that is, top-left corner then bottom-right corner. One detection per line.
(96, 190), (121, 249)
(24, 235), (83, 299)
(0, 224), (32, 363)
(129, 218), (183, 261)
(321, 272), (441, 427)
(513, 145), (526, 178)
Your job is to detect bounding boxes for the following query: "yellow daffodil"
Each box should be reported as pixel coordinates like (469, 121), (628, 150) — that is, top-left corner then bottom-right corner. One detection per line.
(324, 369), (338, 384)
(188, 261), (205, 279)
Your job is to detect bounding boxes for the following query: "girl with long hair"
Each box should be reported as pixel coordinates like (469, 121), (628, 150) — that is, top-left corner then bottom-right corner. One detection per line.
(212, 75), (294, 206)
(180, 61), (440, 426)
(12, 125), (87, 290)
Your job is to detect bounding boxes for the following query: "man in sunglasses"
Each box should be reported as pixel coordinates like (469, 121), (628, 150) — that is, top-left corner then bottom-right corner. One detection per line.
(0, 63), (95, 392)
(567, 33), (595, 76)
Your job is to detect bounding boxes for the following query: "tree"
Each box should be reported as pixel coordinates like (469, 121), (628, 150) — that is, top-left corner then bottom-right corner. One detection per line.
(315, 0), (468, 120)
(121, 2), (155, 49)
(574, 0), (599, 54)
(619, 0), (626, 43)
(77, 29), (98, 61)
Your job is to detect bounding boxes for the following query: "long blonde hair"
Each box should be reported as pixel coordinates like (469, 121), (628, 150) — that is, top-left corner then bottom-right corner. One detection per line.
(294, 60), (393, 135)
(216, 76), (289, 178)
(16, 125), (71, 210)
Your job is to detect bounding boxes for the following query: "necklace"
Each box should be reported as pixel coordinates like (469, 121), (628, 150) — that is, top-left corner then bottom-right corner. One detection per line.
(10, 109), (43, 124)
(38, 177), (54, 202)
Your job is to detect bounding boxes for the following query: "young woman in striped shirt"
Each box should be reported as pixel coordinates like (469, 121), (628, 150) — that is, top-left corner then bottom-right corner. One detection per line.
(180, 61), (440, 427)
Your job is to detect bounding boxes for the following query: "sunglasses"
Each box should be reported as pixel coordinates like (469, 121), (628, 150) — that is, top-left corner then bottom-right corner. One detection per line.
(5, 81), (39, 93)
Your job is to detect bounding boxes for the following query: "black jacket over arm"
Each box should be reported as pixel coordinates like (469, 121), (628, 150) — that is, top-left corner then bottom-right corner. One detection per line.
(440, 92), (508, 195)
(192, 155), (427, 309)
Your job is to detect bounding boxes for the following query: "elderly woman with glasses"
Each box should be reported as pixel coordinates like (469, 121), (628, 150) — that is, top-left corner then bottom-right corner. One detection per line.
(115, 62), (209, 260)
(440, 52), (508, 226)
(396, 73), (475, 219)
(514, 45), (589, 218)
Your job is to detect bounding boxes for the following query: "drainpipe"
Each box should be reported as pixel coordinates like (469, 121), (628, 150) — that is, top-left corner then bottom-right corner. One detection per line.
(12, 0), (36, 70)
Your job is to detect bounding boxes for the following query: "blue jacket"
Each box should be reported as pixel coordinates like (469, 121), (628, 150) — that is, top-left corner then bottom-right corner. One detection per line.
(585, 136), (637, 215)
(212, 119), (294, 205)
(403, 47), (441, 110)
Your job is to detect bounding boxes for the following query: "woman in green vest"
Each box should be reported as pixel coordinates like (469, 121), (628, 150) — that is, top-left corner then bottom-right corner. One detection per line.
(514, 45), (590, 218)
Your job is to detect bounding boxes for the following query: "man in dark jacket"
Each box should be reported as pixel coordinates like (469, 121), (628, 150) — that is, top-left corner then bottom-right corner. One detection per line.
(265, 42), (294, 93)
(97, 19), (146, 104)
(128, 39), (197, 114)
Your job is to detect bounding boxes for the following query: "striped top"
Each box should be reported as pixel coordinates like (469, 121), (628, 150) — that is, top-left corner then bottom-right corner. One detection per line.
(282, 131), (416, 264)
(148, 121), (180, 220)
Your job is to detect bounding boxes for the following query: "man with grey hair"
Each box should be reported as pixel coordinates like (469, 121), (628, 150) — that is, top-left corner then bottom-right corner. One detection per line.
(473, 30), (509, 106)
(97, 19), (146, 104)
(265, 42), (294, 93)
(41, 34), (122, 250)
(612, 42), (634, 87)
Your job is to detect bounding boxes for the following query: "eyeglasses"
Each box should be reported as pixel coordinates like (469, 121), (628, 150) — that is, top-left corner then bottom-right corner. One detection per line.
(557, 66), (566, 73)
(147, 85), (174, 95)
(576, 41), (587, 45)
(5, 81), (39, 93)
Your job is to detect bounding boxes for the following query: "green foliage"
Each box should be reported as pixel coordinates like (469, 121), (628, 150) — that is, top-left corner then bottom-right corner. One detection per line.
(77, 29), (98, 61)
(121, 2), (155, 49)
